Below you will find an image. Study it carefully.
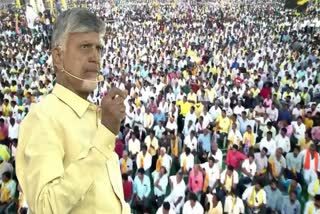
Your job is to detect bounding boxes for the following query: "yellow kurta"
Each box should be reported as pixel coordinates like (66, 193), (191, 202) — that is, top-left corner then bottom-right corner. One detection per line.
(16, 84), (130, 214)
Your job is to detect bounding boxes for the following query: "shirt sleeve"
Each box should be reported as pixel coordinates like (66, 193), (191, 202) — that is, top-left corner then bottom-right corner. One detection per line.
(160, 177), (168, 195)
(239, 199), (245, 213)
(262, 191), (267, 204)
(16, 110), (116, 214)
(242, 187), (250, 201)
(133, 178), (137, 194)
(9, 181), (17, 199)
(145, 177), (151, 198)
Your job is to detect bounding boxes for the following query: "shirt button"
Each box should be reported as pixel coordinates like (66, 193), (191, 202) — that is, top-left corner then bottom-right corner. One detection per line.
(81, 196), (85, 201)
(108, 144), (112, 149)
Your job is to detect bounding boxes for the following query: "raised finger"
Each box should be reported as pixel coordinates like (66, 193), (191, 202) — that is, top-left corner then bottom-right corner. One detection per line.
(108, 87), (127, 99)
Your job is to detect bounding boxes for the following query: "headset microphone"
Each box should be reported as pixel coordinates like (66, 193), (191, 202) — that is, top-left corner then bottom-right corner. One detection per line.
(61, 68), (101, 83)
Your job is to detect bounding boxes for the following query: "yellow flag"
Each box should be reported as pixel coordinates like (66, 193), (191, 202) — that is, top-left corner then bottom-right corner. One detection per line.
(16, 0), (21, 8)
(50, 0), (54, 14)
(61, 0), (67, 10)
(297, 0), (309, 5)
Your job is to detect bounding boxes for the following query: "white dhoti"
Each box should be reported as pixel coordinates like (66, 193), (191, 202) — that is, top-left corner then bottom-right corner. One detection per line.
(165, 194), (184, 214)
(304, 169), (317, 185)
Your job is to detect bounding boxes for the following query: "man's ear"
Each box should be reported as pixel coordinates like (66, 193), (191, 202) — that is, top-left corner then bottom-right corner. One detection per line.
(52, 47), (63, 72)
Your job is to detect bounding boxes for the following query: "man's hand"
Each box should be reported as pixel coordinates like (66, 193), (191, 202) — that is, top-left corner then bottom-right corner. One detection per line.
(101, 87), (127, 135)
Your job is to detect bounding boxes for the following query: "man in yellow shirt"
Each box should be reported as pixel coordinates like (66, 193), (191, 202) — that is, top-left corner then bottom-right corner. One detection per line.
(216, 110), (231, 148)
(177, 96), (191, 117)
(16, 9), (130, 214)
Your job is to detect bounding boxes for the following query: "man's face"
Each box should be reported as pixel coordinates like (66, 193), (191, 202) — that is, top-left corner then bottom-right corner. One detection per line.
(267, 134), (272, 141)
(271, 182), (277, 190)
(138, 172), (143, 180)
(122, 153), (127, 159)
(53, 32), (102, 95)
(1, 175), (8, 183)
(289, 192), (296, 202)
(190, 199), (196, 208)
(209, 159), (214, 167)
(162, 209), (169, 214)
(255, 184), (261, 192)
(176, 174), (182, 183)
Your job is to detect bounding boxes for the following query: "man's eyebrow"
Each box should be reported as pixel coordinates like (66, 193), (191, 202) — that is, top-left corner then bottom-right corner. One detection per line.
(79, 40), (103, 46)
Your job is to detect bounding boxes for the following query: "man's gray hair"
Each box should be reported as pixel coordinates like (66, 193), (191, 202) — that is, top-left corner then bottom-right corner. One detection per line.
(51, 8), (106, 48)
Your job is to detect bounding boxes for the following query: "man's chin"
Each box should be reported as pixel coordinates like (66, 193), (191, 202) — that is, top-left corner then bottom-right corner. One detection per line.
(81, 82), (98, 94)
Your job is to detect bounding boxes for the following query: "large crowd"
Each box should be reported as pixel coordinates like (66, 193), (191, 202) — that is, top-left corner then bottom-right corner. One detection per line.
(0, 0), (320, 213)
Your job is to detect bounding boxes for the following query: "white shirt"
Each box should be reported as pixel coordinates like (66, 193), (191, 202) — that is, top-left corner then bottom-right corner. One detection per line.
(266, 107), (279, 121)
(159, 154), (172, 173)
(241, 159), (257, 178)
(124, 110), (135, 127)
(228, 129), (243, 146)
(144, 136), (159, 155)
(152, 171), (169, 197)
(165, 176), (186, 210)
(234, 105), (245, 116)
(183, 125), (196, 137)
(184, 112), (197, 129)
(201, 113), (213, 128)
(136, 151), (152, 171)
(307, 179), (320, 197)
(259, 137), (276, 156)
(8, 123), (19, 139)
(128, 138), (141, 155)
(144, 113), (154, 129)
(154, 125), (166, 139)
(209, 106), (221, 121)
(184, 135), (198, 152)
(200, 162), (220, 188)
(242, 186), (267, 212)
(292, 121), (306, 141)
(209, 149), (223, 170)
(224, 195), (245, 214)
(133, 112), (144, 127)
(220, 170), (239, 191)
(179, 153), (194, 172)
(182, 201), (204, 214)
(156, 206), (176, 214)
(275, 134), (291, 153)
(166, 121), (178, 134)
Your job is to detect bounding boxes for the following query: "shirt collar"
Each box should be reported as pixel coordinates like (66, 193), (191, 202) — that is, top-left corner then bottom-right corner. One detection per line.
(52, 84), (90, 118)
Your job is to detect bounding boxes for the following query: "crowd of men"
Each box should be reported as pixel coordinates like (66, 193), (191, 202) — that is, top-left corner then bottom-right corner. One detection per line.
(0, 0), (320, 213)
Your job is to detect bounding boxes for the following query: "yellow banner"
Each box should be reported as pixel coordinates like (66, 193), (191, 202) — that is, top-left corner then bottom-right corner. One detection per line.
(50, 0), (54, 13)
(16, 0), (21, 8)
(61, 0), (67, 10)
(297, 0), (309, 5)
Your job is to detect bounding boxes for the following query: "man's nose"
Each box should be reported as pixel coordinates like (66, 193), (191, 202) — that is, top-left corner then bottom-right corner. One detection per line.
(88, 47), (101, 64)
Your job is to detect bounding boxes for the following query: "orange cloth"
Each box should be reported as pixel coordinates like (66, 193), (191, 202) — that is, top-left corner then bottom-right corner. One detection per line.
(182, 157), (187, 173)
(172, 139), (178, 157)
(269, 160), (277, 177)
(203, 172), (209, 192)
(156, 156), (162, 172)
(121, 159), (127, 174)
(304, 149), (319, 171)
(140, 155), (144, 168)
